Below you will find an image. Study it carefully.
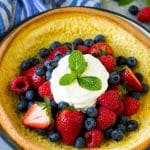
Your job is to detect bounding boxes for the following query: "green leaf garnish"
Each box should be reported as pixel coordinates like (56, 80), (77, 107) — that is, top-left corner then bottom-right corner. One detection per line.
(146, 0), (150, 5)
(59, 73), (76, 85)
(78, 76), (101, 91)
(117, 0), (133, 6)
(69, 50), (87, 76)
(59, 50), (101, 91)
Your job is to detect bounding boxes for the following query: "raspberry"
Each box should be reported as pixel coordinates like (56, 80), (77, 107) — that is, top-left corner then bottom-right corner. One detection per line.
(10, 76), (31, 94)
(97, 90), (120, 111)
(38, 81), (53, 100)
(84, 129), (104, 148)
(123, 97), (140, 116)
(96, 107), (116, 130)
(114, 100), (124, 116)
(99, 55), (116, 72)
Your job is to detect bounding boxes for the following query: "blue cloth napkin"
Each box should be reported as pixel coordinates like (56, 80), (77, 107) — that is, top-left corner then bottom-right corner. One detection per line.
(0, 0), (101, 38)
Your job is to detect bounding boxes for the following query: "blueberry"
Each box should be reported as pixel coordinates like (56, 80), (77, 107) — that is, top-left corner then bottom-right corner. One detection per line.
(28, 101), (34, 109)
(94, 34), (105, 43)
(51, 100), (58, 112)
(84, 39), (94, 47)
(141, 83), (149, 93)
(126, 57), (137, 68)
(19, 94), (26, 101)
(117, 115), (128, 125)
(84, 118), (96, 130)
(145, 146), (150, 150)
(21, 60), (31, 71)
(86, 107), (98, 117)
(51, 61), (58, 69)
(117, 124), (126, 133)
(25, 90), (36, 101)
(17, 100), (27, 111)
(45, 69), (52, 81)
(58, 101), (69, 110)
(48, 131), (60, 142)
(129, 5), (139, 15)
(36, 129), (47, 136)
(111, 129), (124, 141)
(38, 48), (50, 58)
(63, 42), (72, 49)
(108, 72), (120, 85)
(44, 61), (53, 70)
(126, 120), (138, 131)
(29, 57), (39, 66)
(65, 50), (72, 55)
(104, 128), (113, 139)
(74, 137), (85, 148)
(54, 54), (63, 62)
(73, 38), (84, 48)
(50, 41), (62, 50)
(35, 66), (47, 76)
(134, 72), (143, 82)
(116, 56), (126, 66)
(128, 91), (141, 100)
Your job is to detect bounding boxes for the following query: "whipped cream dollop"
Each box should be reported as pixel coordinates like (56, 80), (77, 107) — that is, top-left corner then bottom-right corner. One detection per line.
(50, 54), (109, 110)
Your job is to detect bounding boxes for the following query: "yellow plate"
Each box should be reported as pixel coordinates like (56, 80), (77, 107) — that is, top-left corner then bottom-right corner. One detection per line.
(0, 7), (150, 150)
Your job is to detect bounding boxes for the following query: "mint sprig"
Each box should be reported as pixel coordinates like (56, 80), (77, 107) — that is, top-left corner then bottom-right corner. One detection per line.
(59, 50), (101, 91)
(78, 76), (102, 91)
(117, 0), (133, 6)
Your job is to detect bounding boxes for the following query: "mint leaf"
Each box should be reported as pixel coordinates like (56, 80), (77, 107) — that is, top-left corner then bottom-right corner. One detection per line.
(78, 76), (101, 91)
(118, 0), (133, 6)
(59, 73), (76, 85)
(69, 50), (87, 76)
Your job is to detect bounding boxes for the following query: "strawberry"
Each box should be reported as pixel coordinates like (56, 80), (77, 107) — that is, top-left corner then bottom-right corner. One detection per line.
(89, 42), (113, 56)
(96, 107), (116, 130)
(99, 55), (116, 72)
(76, 45), (90, 54)
(97, 90), (120, 111)
(22, 102), (51, 129)
(137, 7), (150, 22)
(120, 67), (143, 91)
(38, 81), (53, 100)
(56, 110), (84, 145)
(123, 97), (140, 116)
(114, 100), (124, 116)
(84, 129), (104, 148)
(45, 46), (69, 61)
(10, 76), (31, 94)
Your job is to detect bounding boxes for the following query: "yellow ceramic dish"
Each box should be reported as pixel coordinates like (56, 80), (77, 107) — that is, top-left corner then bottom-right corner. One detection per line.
(0, 7), (150, 150)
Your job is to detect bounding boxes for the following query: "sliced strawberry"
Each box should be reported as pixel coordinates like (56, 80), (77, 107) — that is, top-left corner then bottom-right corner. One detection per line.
(22, 103), (51, 129)
(45, 46), (69, 61)
(120, 67), (143, 91)
(76, 45), (90, 54)
(137, 7), (150, 22)
(89, 42), (113, 56)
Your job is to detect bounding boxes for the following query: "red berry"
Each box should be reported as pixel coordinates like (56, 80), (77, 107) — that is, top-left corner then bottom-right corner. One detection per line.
(57, 110), (84, 145)
(38, 81), (53, 100)
(123, 97), (140, 116)
(137, 7), (150, 22)
(84, 129), (104, 148)
(45, 46), (69, 61)
(99, 55), (116, 72)
(96, 107), (116, 130)
(114, 100), (124, 116)
(76, 45), (90, 54)
(90, 42), (113, 56)
(22, 104), (50, 129)
(120, 68), (143, 91)
(10, 76), (31, 94)
(97, 90), (120, 111)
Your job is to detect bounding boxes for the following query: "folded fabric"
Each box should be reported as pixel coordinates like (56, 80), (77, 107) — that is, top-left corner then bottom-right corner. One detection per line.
(0, 0), (101, 39)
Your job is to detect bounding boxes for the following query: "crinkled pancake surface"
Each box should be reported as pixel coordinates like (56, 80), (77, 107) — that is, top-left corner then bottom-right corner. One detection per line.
(0, 7), (150, 150)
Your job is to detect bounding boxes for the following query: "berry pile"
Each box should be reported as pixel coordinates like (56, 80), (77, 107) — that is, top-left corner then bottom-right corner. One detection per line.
(10, 34), (149, 148)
